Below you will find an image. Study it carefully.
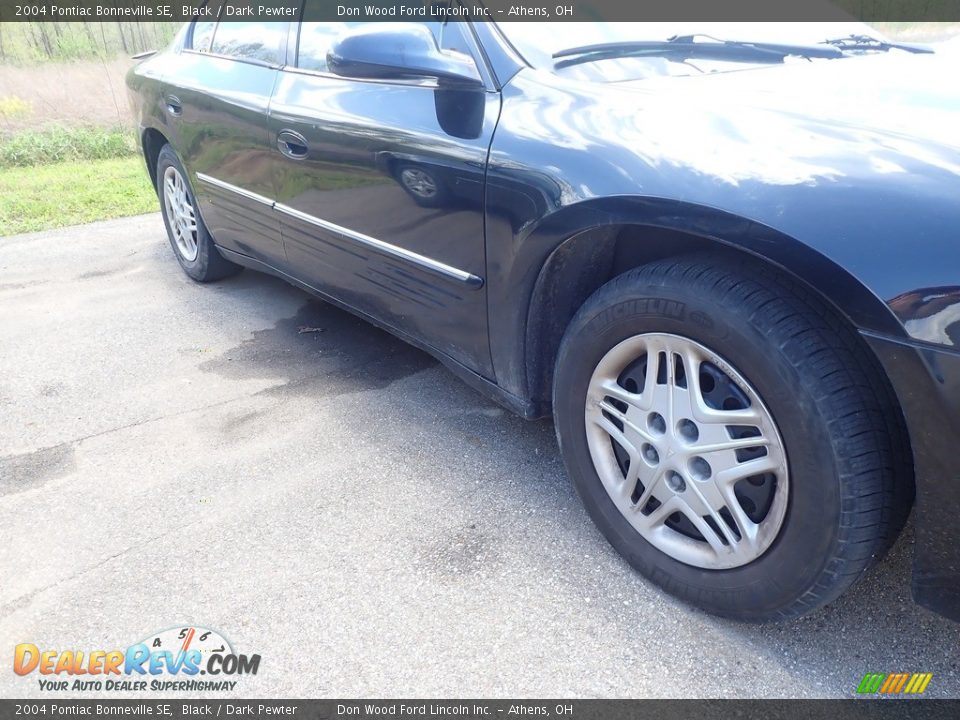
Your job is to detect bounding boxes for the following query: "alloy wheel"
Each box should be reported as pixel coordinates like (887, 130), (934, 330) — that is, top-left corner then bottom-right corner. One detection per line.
(163, 165), (199, 262)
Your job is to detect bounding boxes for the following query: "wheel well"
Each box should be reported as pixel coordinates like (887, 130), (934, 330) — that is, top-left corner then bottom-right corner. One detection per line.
(526, 222), (915, 550)
(141, 127), (169, 193)
(524, 224), (893, 411)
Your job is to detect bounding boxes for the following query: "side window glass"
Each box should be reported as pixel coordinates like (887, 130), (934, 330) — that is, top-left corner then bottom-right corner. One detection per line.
(437, 21), (473, 56)
(210, 1), (286, 64)
(296, 22), (363, 72)
(190, 0), (222, 52)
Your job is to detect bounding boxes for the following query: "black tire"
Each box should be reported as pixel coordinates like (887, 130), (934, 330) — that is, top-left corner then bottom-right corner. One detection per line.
(553, 254), (913, 622)
(156, 144), (241, 283)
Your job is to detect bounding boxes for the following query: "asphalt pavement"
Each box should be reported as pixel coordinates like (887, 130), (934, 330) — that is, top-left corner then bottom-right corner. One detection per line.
(2, 214), (959, 698)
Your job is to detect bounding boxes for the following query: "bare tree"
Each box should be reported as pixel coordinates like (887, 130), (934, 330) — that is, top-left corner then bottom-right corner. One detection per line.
(116, 22), (129, 54)
(82, 21), (97, 49)
(36, 23), (54, 58)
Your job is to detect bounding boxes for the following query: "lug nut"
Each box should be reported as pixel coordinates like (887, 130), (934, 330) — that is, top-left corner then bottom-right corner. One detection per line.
(648, 412), (666, 435)
(689, 456), (712, 481)
(666, 470), (686, 494)
(642, 443), (660, 465)
(678, 419), (699, 443)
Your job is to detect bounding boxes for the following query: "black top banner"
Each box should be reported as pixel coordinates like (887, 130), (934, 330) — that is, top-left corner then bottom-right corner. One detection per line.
(1, 0), (960, 23)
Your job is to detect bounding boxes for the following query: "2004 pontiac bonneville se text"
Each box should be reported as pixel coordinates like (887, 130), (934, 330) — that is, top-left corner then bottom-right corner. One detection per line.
(126, 3), (960, 622)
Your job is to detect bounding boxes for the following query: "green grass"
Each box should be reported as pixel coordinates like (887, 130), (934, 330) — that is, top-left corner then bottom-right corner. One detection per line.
(0, 125), (138, 169)
(0, 156), (157, 236)
(0, 126), (151, 234)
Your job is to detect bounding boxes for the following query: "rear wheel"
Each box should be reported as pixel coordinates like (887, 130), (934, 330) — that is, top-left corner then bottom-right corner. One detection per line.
(156, 144), (241, 282)
(553, 255), (912, 621)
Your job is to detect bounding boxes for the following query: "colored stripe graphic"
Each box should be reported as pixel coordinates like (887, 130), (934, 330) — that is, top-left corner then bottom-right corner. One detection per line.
(858, 672), (932, 694)
(880, 673), (907, 693)
(857, 673), (885, 693)
(879, 674), (896, 693)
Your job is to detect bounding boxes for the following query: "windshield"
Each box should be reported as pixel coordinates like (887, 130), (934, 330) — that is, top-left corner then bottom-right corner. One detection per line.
(496, 22), (931, 82)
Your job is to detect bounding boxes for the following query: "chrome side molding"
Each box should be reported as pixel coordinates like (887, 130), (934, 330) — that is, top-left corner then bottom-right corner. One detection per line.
(274, 203), (483, 289)
(196, 173), (276, 208)
(194, 173), (483, 289)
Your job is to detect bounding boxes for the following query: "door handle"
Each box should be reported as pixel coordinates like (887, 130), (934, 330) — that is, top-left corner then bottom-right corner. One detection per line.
(165, 95), (182, 117)
(277, 130), (309, 160)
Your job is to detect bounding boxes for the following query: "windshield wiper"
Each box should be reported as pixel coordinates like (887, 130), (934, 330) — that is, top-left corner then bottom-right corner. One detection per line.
(822, 34), (934, 54)
(552, 35), (843, 69)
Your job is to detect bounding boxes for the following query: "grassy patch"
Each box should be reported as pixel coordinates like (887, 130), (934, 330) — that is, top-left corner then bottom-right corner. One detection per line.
(0, 156), (157, 236)
(0, 125), (138, 168)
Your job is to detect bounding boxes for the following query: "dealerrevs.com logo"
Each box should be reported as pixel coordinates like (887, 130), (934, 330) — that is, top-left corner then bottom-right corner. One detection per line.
(13, 626), (260, 692)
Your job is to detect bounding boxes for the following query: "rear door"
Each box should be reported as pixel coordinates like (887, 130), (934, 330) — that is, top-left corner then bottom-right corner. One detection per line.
(166, 1), (289, 266)
(267, 20), (499, 376)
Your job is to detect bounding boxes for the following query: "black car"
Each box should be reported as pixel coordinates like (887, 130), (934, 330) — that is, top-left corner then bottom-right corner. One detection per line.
(126, 10), (960, 622)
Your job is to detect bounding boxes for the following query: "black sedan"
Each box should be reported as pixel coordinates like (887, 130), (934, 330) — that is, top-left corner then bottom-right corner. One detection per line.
(126, 11), (960, 622)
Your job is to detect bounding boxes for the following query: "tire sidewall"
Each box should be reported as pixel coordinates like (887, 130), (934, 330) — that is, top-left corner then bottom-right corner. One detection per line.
(554, 280), (842, 618)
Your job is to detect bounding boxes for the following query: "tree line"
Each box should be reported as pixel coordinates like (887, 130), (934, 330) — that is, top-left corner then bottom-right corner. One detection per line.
(0, 22), (182, 64)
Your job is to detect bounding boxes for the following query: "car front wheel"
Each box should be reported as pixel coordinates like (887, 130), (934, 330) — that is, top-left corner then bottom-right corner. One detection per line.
(553, 255), (912, 622)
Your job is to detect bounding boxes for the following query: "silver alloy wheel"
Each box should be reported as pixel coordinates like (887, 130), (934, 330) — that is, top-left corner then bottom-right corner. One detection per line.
(163, 166), (199, 262)
(400, 168), (438, 198)
(584, 333), (789, 569)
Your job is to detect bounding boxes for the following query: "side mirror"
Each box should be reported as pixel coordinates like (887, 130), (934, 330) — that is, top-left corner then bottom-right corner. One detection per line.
(327, 23), (484, 89)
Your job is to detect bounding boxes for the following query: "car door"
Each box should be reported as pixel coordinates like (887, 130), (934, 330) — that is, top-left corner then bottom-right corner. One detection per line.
(166, 1), (289, 266)
(267, 20), (498, 376)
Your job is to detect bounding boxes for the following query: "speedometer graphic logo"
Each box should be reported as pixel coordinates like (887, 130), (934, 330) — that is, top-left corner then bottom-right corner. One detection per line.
(140, 626), (234, 659)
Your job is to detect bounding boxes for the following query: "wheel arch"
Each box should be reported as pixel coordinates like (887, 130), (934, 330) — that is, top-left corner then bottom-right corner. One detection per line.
(141, 126), (170, 193)
(520, 199), (908, 410)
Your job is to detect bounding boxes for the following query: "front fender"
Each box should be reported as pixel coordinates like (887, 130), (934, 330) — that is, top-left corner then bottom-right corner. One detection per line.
(485, 194), (909, 402)
(485, 68), (960, 398)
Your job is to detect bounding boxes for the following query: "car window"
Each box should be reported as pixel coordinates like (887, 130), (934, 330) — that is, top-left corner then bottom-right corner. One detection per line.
(190, 0), (223, 52)
(435, 21), (474, 55)
(297, 22), (363, 72)
(210, 1), (287, 64)
(296, 20), (477, 73)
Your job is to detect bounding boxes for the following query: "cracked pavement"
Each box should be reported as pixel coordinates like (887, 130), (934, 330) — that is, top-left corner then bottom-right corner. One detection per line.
(1, 214), (959, 698)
